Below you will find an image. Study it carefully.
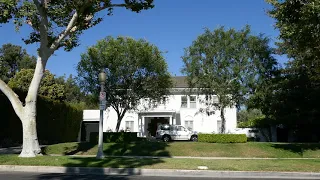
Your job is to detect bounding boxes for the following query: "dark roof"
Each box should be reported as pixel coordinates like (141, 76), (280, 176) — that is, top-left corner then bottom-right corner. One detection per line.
(172, 76), (189, 88)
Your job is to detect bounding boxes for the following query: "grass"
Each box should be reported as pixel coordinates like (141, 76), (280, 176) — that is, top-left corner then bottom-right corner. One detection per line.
(43, 141), (320, 158)
(0, 155), (319, 172)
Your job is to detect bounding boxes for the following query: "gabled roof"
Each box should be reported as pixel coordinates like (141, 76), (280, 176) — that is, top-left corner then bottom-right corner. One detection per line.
(172, 76), (189, 88)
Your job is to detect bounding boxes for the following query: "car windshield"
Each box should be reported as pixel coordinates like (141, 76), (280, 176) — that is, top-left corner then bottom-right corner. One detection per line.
(158, 124), (170, 130)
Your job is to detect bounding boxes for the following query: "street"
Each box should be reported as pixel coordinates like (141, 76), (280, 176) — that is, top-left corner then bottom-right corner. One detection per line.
(1, 172), (320, 180)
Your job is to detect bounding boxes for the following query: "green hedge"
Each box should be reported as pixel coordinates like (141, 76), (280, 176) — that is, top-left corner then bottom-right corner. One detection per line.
(198, 134), (247, 143)
(90, 132), (138, 143)
(0, 90), (83, 146)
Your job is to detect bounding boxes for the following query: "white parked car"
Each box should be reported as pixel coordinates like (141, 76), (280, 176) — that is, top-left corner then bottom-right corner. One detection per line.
(156, 124), (198, 142)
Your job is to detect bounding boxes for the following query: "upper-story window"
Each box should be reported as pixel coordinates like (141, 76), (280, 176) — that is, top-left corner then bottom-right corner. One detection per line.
(190, 96), (196, 108)
(181, 95), (197, 108)
(181, 96), (188, 108)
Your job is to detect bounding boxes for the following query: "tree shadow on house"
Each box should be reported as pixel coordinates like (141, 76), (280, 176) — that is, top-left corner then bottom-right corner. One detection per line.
(271, 143), (320, 157)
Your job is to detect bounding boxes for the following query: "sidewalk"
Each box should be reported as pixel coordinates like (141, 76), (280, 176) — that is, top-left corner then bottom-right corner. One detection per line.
(0, 165), (320, 179)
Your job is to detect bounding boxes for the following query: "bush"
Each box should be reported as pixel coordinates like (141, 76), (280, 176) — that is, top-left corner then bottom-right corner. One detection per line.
(198, 134), (247, 143)
(0, 90), (83, 145)
(90, 132), (138, 143)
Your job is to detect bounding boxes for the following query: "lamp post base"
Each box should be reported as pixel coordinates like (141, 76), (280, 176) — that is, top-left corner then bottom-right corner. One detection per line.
(96, 150), (105, 159)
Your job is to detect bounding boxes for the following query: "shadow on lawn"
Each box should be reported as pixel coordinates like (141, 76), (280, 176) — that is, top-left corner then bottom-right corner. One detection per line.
(47, 140), (171, 176)
(271, 143), (320, 156)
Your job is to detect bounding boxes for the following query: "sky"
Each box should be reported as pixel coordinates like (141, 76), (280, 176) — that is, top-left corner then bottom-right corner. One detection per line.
(0, 0), (284, 78)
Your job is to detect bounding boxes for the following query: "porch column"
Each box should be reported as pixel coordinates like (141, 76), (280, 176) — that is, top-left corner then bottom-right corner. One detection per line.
(173, 116), (176, 125)
(170, 116), (173, 125)
(141, 116), (145, 137)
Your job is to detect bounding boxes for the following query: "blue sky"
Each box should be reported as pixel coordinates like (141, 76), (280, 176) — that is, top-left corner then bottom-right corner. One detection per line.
(0, 0), (283, 77)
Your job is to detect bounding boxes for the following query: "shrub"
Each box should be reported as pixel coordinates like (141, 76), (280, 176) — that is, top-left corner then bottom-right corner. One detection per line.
(198, 134), (247, 143)
(90, 132), (138, 143)
(0, 90), (83, 145)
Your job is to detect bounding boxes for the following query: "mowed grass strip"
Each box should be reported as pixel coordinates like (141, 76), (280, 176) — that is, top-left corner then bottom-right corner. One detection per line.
(0, 155), (319, 172)
(43, 141), (320, 158)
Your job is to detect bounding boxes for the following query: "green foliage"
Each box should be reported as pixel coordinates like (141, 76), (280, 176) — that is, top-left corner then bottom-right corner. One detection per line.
(198, 134), (247, 143)
(0, 0), (154, 51)
(77, 36), (172, 131)
(89, 132), (138, 143)
(256, 0), (320, 142)
(0, 43), (36, 83)
(182, 25), (277, 133)
(0, 90), (83, 144)
(8, 69), (66, 101)
(237, 109), (264, 123)
(238, 116), (268, 128)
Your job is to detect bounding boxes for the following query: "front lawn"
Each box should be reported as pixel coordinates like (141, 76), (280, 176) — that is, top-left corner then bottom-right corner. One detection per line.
(42, 141), (320, 158)
(0, 155), (319, 172)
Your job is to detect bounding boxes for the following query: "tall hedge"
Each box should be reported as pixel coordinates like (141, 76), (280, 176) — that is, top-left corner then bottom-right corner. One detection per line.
(198, 134), (247, 143)
(0, 90), (83, 145)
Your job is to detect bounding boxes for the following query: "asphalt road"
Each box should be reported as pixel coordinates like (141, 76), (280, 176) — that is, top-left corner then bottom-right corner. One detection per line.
(1, 172), (320, 180)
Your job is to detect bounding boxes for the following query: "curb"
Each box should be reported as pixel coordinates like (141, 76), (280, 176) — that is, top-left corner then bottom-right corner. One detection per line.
(0, 165), (320, 179)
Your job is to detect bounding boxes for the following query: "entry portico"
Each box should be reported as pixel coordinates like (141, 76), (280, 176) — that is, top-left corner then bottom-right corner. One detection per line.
(138, 110), (176, 137)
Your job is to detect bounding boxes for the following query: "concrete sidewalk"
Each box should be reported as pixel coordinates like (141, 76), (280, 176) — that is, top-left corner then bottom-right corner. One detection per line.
(0, 165), (320, 179)
(48, 154), (320, 160)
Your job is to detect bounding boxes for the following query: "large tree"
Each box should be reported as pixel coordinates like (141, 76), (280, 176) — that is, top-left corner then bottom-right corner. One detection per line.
(77, 36), (172, 132)
(0, 44), (36, 83)
(0, 0), (154, 157)
(261, 0), (320, 141)
(182, 26), (277, 133)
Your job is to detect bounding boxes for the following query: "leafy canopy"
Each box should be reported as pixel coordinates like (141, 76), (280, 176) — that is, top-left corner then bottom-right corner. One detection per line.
(0, 43), (36, 83)
(0, 0), (154, 52)
(77, 36), (172, 113)
(182, 25), (277, 110)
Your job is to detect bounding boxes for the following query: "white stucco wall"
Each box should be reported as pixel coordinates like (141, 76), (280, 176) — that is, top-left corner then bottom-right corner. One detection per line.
(82, 90), (238, 136)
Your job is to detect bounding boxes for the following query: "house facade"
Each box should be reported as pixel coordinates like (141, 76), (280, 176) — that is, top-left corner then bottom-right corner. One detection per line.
(81, 76), (237, 141)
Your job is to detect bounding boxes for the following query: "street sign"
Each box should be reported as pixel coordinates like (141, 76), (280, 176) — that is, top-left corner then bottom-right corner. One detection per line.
(100, 100), (106, 110)
(99, 92), (106, 101)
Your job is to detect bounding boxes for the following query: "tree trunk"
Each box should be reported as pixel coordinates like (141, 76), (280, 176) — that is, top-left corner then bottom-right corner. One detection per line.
(19, 55), (47, 157)
(115, 120), (121, 132)
(19, 112), (40, 157)
(115, 109), (127, 132)
(220, 106), (226, 134)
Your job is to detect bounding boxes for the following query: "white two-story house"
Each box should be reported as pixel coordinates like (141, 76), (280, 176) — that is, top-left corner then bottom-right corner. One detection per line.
(81, 76), (237, 141)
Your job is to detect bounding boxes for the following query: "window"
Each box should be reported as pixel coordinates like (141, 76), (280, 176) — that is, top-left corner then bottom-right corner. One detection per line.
(217, 120), (222, 133)
(185, 120), (194, 131)
(190, 96), (196, 108)
(125, 121), (134, 132)
(181, 96), (187, 108)
(177, 126), (185, 131)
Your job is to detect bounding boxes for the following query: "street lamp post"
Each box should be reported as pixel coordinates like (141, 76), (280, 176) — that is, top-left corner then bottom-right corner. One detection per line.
(96, 70), (106, 159)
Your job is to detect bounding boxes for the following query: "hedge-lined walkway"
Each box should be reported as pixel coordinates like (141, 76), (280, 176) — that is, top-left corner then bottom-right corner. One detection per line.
(43, 142), (320, 158)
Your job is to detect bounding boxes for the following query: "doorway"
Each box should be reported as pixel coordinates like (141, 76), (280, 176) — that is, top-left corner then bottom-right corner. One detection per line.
(147, 117), (169, 137)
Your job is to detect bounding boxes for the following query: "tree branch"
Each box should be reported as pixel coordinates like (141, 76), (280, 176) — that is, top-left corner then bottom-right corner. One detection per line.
(0, 79), (23, 119)
(97, 3), (127, 11)
(33, 0), (49, 53)
(49, 11), (78, 53)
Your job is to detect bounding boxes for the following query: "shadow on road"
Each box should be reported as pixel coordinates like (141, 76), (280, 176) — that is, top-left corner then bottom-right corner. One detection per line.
(35, 173), (130, 180)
